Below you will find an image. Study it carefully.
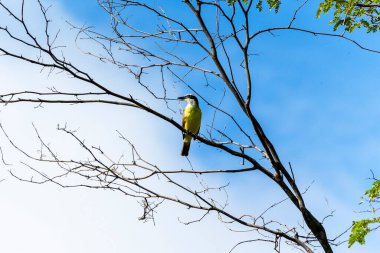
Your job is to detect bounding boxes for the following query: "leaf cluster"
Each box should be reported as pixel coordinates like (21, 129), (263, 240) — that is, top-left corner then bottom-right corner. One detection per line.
(365, 179), (380, 200)
(317, 0), (380, 32)
(349, 217), (380, 247)
(349, 180), (380, 247)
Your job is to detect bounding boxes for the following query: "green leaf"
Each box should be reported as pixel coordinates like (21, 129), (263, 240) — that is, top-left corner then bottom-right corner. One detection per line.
(365, 180), (380, 201)
(349, 217), (380, 247)
(317, 0), (380, 32)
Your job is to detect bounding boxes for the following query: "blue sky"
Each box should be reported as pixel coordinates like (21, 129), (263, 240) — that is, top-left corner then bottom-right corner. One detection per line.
(0, 0), (380, 252)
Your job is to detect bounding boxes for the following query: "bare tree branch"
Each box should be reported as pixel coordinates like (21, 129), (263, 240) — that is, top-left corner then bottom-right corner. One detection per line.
(0, 1), (377, 252)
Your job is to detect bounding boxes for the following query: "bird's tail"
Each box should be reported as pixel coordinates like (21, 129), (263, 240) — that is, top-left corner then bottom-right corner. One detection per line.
(181, 140), (191, 156)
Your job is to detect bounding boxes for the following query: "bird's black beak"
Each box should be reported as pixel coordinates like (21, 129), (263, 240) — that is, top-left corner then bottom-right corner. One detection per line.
(177, 96), (186, 100)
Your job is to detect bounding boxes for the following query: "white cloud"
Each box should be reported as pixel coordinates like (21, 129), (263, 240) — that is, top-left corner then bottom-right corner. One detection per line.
(0, 2), (273, 253)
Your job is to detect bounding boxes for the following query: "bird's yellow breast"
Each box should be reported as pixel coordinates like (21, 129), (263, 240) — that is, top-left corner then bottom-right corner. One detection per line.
(183, 105), (202, 141)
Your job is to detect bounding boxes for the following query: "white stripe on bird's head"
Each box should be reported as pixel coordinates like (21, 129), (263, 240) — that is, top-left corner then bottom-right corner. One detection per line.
(178, 94), (199, 106)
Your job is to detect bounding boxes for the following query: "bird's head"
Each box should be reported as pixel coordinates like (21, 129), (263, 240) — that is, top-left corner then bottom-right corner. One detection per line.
(178, 94), (199, 106)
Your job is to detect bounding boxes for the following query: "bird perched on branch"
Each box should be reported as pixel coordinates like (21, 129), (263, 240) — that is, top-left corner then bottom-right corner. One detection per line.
(178, 94), (202, 156)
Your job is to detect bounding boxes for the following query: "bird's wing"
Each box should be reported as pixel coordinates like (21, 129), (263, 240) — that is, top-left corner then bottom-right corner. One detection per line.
(195, 110), (202, 136)
(182, 112), (187, 139)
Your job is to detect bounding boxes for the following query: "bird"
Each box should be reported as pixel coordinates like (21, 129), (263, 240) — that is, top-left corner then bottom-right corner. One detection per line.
(178, 94), (202, 156)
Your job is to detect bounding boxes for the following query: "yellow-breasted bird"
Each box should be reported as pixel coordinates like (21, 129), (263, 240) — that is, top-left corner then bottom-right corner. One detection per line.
(178, 94), (202, 156)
